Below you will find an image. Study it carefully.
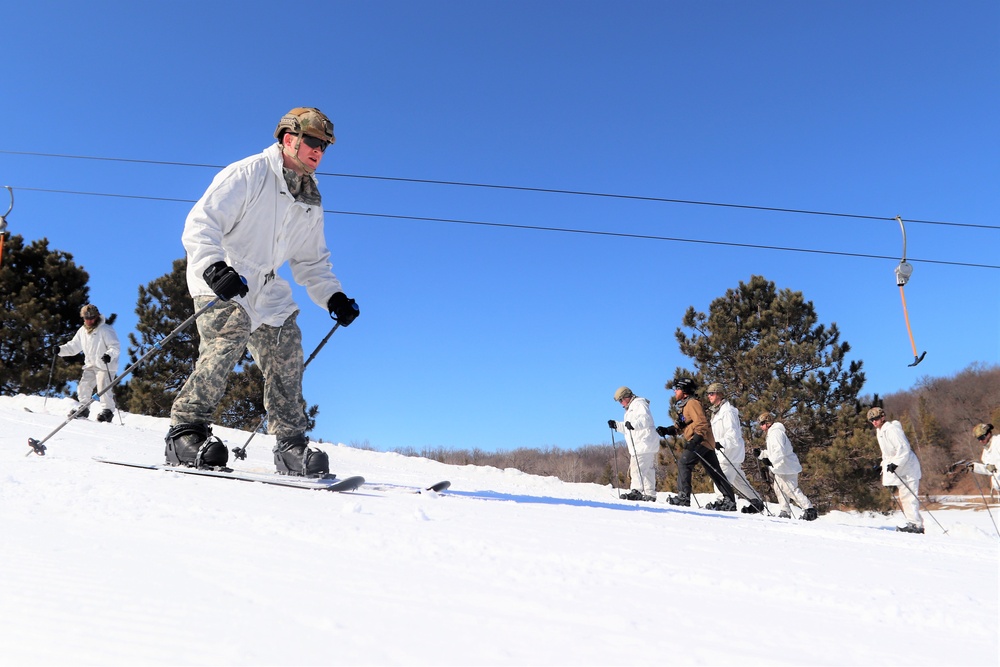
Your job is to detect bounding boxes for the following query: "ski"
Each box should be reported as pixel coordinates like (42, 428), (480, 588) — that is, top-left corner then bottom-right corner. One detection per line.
(365, 480), (451, 494)
(93, 457), (365, 493)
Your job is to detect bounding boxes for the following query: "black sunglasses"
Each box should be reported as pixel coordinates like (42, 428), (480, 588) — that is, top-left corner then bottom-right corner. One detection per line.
(301, 135), (330, 152)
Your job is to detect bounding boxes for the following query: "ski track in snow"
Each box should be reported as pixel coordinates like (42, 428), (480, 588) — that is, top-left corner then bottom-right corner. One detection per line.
(1, 395), (997, 666)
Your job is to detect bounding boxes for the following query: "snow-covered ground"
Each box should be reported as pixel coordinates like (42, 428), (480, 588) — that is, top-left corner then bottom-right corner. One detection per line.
(1, 394), (996, 666)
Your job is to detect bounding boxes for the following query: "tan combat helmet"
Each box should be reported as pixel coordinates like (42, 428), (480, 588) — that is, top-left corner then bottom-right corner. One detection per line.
(866, 407), (886, 422)
(274, 107), (336, 145)
(613, 386), (634, 402)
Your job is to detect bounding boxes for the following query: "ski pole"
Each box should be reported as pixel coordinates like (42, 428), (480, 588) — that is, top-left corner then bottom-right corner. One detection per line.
(42, 348), (58, 410)
(967, 468), (1000, 539)
(26, 298), (219, 456)
(231, 321), (341, 460)
(891, 469), (947, 535)
(609, 427), (621, 496)
(104, 361), (125, 425)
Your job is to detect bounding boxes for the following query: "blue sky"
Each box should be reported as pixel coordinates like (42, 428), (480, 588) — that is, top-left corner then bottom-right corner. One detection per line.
(2, 1), (997, 452)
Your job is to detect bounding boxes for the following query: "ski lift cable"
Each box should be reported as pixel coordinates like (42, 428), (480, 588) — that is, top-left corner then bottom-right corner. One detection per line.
(1, 185), (997, 270)
(1, 149), (997, 231)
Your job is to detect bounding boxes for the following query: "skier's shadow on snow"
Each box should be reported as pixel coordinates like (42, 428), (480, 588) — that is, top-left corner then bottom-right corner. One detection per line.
(444, 489), (740, 520)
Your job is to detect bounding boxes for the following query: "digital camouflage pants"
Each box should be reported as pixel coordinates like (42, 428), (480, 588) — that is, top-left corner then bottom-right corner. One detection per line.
(170, 297), (306, 438)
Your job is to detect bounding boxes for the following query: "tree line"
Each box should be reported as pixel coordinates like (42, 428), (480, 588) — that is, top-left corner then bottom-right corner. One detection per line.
(2, 235), (996, 511)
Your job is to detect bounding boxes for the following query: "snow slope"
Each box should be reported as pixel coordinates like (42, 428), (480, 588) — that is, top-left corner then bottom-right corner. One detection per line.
(1, 394), (996, 666)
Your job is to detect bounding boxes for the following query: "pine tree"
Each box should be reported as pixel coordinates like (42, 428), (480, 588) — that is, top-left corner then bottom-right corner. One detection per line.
(673, 275), (869, 509)
(0, 235), (90, 396)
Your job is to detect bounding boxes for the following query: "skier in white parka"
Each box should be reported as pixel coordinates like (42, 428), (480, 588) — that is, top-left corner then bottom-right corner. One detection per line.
(57, 303), (120, 423)
(868, 407), (924, 534)
(971, 423), (1000, 495)
(756, 413), (817, 521)
(609, 386), (659, 501)
(705, 382), (761, 511)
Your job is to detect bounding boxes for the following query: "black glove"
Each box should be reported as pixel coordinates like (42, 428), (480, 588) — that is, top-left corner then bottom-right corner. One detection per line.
(657, 425), (677, 438)
(55, 345), (62, 355)
(761, 457), (772, 467)
(608, 419), (617, 429)
(686, 433), (704, 451)
(752, 448), (761, 457)
(625, 421), (634, 430)
(203, 261), (248, 301)
(886, 462), (898, 474)
(328, 292), (359, 326)
(716, 442), (724, 451)
(101, 353), (111, 364)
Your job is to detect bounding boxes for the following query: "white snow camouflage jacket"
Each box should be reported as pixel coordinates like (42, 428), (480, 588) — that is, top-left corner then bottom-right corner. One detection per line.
(875, 419), (922, 485)
(613, 396), (660, 456)
(182, 143), (343, 331)
(759, 422), (802, 475)
(710, 400), (746, 464)
(973, 435), (1000, 485)
(58, 322), (120, 371)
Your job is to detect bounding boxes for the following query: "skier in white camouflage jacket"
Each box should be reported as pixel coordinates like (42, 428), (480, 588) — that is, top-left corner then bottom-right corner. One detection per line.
(971, 423), (1000, 494)
(57, 303), (120, 423)
(167, 107), (359, 476)
(867, 407), (923, 533)
(608, 386), (659, 501)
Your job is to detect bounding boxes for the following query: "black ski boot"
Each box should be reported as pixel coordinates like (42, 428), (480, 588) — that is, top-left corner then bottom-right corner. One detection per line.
(273, 434), (330, 478)
(164, 423), (229, 469)
(801, 507), (818, 521)
(741, 498), (765, 514)
(619, 489), (645, 501)
(71, 407), (90, 420)
(896, 522), (924, 534)
(707, 497), (737, 512)
(667, 494), (691, 507)
(96, 409), (114, 423)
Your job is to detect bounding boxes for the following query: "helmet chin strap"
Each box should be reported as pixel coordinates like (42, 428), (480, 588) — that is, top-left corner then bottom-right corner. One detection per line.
(282, 134), (315, 174)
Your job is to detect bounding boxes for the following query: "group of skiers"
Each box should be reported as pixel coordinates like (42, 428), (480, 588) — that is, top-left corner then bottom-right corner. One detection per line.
(609, 378), (999, 534)
(608, 379), (816, 521)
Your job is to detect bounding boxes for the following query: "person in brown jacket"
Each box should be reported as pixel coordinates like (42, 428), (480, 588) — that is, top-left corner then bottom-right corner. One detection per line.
(656, 377), (736, 510)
